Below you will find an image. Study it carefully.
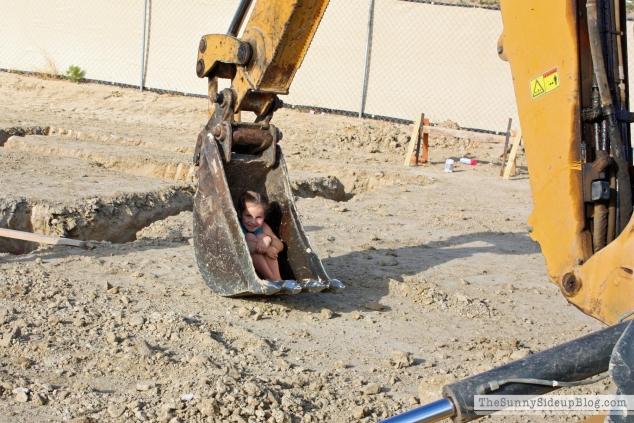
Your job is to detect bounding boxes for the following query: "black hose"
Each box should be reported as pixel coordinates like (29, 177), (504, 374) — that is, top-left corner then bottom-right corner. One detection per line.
(587, 0), (632, 235)
(227, 0), (253, 36)
(442, 321), (630, 422)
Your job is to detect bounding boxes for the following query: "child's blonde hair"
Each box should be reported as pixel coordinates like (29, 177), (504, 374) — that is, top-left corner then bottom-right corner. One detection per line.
(237, 191), (269, 215)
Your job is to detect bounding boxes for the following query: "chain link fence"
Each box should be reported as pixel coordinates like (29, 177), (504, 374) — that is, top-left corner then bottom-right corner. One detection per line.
(0, 0), (241, 93)
(287, 0), (516, 132)
(0, 0), (144, 86)
(1, 1), (633, 133)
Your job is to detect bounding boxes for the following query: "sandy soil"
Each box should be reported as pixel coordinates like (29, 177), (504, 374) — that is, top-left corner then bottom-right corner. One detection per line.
(0, 72), (612, 423)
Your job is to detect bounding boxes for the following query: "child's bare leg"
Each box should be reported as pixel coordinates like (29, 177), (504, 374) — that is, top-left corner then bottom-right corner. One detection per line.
(264, 256), (282, 281)
(251, 253), (277, 280)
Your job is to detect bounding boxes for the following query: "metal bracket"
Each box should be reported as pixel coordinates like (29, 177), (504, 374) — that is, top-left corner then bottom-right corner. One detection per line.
(582, 150), (612, 202)
(194, 88), (280, 168)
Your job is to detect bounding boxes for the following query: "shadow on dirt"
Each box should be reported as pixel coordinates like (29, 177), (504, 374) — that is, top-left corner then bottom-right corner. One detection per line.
(0, 239), (189, 266)
(265, 231), (540, 314)
(1, 231), (541, 318)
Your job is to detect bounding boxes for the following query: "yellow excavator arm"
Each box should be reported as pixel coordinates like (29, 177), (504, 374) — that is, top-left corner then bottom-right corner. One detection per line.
(195, 0), (330, 117)
(499, 0), (633, 326)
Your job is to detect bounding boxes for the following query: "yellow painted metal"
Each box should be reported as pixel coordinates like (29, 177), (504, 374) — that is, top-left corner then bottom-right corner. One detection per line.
(197, 0), (330, 114)
(198, 0), (329, 115)
(560, 223), (634, 324)
(500, 0), (634, 325)
(197, 34), (251, 79)
(234, 0), (330, 98)
(499, 0), (591, 283)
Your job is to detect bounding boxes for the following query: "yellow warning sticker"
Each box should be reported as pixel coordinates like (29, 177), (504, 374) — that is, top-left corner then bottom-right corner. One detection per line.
(530, 77), (546, 99)
(530, 67), (560, 100)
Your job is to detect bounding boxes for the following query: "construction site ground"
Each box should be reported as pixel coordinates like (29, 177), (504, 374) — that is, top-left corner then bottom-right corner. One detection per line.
(0, 72), (611, 423)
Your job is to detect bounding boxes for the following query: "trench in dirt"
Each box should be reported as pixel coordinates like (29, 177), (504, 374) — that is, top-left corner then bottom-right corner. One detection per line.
(0, 189), (195, 255)
(0, 126), (434, 254)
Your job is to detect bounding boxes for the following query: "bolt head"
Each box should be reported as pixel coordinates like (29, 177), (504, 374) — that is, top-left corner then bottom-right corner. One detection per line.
(196, 59), (205, 77)
(561, 272), (582, 297)
(211, 93), (223, 104)
(238, 44), (248, 63)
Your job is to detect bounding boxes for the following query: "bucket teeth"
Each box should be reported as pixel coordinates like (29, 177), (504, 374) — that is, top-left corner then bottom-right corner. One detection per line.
(255, 280), (283, 295)
(300, 279), (327, 293)
(325, 279), (345, 293)
(281, 280), (302, 294)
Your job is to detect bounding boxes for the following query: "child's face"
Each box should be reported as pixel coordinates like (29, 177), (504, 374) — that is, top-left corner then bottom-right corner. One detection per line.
(240, 203), (266, 232)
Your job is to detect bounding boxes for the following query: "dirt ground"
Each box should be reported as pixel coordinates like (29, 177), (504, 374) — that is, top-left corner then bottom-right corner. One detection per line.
(0, 72), (613, 423)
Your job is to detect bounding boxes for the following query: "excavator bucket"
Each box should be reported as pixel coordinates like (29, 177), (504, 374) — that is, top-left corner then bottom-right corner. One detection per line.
(193, 123), (344, 296)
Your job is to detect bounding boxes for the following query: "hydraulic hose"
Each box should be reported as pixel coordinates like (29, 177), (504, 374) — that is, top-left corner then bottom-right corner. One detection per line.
(587, 0), (632, 235)
(441, 321), (630, 422)
(608, 170), (617, 242)
(592, 80), (609, 252)
(593, 202), (609, 251)
(227, 0), (253, 36)
(614, 0), (627, 106)
(380, 322), (630, 423)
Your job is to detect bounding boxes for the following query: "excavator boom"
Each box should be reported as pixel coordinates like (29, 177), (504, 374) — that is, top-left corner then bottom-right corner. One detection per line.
(499, 0), (633, 326)
(192, 0), (341, 296)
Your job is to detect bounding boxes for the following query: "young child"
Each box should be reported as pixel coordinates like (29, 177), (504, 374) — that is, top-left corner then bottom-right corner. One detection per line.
(237, 191), (285, 282)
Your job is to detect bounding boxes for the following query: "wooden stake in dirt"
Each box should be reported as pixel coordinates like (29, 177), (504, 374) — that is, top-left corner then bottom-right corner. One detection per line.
(414, 113), (424, 165)
(405, 116), (512, 167)
(503, 129), (523, 180)
(404, 114), (430, 166)
(0, 228), (88, 249)
(499, 118), (513, 176)
(416, 117), (430, 164)
(404, 114), (424, 167)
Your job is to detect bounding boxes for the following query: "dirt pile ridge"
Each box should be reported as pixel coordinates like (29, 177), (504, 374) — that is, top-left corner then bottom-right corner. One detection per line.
(5, 135), (196, 182)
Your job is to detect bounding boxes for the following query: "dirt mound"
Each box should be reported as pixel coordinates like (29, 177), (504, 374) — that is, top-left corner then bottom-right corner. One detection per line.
(0, 125), (49, 146)
(136, 212), (193, 241)
(435, 120), (460, 130)
(289, 171), (346, 202)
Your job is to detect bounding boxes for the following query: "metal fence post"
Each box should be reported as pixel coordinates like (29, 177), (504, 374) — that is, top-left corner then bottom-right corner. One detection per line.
(139, 0), (148, 92)
(359, 0), (375, 118)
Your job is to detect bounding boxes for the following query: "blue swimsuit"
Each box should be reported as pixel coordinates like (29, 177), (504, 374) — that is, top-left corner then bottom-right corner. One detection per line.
(239, 221), (263, 236)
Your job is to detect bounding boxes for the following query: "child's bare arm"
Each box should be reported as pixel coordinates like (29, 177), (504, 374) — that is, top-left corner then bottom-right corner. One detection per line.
(261, 223), (284, 251)
(254, 231), (271, 253)
(245, 233), (258, 253)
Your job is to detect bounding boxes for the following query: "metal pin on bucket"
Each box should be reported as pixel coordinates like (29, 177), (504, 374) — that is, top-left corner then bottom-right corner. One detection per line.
(444, 159), (454, 172)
